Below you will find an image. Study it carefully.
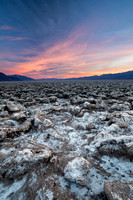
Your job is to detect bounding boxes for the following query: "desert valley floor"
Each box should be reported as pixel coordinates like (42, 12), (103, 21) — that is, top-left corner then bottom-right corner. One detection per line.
(0, 80), (133, 200)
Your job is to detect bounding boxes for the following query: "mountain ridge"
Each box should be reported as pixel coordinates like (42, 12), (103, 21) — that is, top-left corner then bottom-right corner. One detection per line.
(0, 70), (133, 81)
(67, 70), (133, 80)
(0, 73), (34, 81)
(8, 74), (34, 81)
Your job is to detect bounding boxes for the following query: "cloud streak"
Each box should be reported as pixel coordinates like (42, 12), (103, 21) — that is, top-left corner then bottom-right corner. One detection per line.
(4, 24), (131, 79)
(1, 23), (133, 78)
(1, 0), (133, 78)
(0, 25), (15, 30)
(0, 36), (29, 40)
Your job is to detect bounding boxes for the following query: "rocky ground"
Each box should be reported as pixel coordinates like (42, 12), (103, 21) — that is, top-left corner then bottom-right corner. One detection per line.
(0, 80), (133, 200)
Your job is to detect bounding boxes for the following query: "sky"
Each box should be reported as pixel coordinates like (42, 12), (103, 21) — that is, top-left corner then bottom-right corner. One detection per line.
(0, 0), (133, 79)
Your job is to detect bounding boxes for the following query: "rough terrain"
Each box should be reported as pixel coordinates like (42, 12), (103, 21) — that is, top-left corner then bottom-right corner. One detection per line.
(0, 80), (133, 200)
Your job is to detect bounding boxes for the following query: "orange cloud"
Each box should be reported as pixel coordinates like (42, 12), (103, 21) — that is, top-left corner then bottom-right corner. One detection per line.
(0, 36), (28, 40)
(0, 25), (14, 30)
(2, 23), (133, 78)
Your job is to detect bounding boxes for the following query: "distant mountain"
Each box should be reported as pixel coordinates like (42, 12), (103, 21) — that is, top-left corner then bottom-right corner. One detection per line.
(37, 78), (58, 81)
(9, 74), (34, 81)
(67, 70), (133, 80)
(0, 72), (34, 81)
(0, 72), (20, 81)
(0, 70), (133, 82)
(37, 70), (133, 81)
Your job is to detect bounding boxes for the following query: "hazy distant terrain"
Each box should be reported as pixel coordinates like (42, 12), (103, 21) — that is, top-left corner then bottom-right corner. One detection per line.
(0, 72), (34, 81)
(0, 70), (133, 81)
(0, 80), (133, 200)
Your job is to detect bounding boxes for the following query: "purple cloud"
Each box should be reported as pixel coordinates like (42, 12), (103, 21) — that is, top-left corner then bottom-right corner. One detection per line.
(0, 36), (29, 40)
(0, 25), (15, 30)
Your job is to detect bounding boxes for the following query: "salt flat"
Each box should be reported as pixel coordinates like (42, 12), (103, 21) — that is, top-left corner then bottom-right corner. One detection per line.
(0, 80), (133, 200)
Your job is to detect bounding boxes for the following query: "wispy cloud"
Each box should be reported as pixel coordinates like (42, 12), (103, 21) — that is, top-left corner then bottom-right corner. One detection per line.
(1, 21), (133, 78)
(0, 36), (29, 40)
(0, 25), (15, 30)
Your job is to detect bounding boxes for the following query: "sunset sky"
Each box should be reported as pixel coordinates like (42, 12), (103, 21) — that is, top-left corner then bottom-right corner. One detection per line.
(0, 0), (133, 79)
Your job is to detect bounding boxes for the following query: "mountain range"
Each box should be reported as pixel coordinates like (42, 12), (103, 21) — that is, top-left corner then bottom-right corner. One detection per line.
(0, 70), (133, 81)
(68, 70), (133, 80)
(0, 73), (34, 81)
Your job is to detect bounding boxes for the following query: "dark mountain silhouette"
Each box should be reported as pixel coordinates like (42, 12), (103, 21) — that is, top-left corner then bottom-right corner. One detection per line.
(9, 74), (34, 81)
(0, 70), (133, 81)
(0, 72), (20, 81)
(0, 73), (34, 81)
(68, 70), (133, 80)
(37, 78), (58, 81)
(37, 70), (133, 81)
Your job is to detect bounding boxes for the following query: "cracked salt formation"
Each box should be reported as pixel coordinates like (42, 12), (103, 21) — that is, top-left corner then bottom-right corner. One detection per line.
(0, 80), (133, 199)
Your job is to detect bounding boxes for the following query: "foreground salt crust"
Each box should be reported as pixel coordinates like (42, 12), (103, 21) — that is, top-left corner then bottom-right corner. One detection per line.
(64, 157), (92, 186)
(0, 80), (133, 199)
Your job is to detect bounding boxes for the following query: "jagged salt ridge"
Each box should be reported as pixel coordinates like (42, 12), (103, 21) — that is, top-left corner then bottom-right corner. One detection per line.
(0, 80), (133, 200)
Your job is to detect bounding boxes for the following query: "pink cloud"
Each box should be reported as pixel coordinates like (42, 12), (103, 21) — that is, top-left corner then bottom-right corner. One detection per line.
(0, 36), (28, 40)
(0, 25), (14, 30)
(1, 22), (133, 79)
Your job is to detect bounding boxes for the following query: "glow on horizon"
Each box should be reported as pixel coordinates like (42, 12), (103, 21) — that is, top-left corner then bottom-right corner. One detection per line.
(0, 1), (133, 78)
(2, 25), (133, 79)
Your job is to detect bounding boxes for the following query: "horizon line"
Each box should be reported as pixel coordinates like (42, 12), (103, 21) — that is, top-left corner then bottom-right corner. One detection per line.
(1, 69), (132, 80)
